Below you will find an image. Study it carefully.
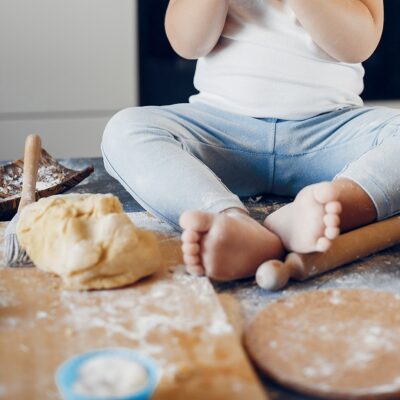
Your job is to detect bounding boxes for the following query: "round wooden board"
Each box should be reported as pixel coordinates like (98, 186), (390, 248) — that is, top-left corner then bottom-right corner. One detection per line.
(244, 289), (400, 399)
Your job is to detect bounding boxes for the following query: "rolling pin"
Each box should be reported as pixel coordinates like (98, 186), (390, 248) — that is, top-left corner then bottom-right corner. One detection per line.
(256, 215), (400, 291)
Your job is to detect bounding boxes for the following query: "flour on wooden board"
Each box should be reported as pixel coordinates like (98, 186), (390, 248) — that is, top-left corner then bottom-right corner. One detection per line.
(58, 267), (233, 380)
(0, 282), (15, 308)
(244, 290), (400, 400)
(0, 164), (69, 198)
(128, 212), (178, 237)
(60, 267), (232, 341)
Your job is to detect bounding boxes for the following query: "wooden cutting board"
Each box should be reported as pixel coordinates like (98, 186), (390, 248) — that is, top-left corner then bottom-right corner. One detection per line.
(0, 212), (267, 400)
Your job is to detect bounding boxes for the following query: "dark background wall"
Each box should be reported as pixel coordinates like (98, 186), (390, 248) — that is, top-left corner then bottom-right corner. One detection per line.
(138, 0), (400, 106)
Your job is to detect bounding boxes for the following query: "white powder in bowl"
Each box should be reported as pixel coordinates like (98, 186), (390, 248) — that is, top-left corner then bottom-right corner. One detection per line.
(73, 356), (149, 398)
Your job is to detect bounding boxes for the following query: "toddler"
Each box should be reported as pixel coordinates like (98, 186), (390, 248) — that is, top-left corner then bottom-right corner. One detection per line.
(102, 0), (397, 281)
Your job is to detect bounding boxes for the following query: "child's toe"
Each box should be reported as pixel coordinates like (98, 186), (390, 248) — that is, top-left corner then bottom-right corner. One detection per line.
(181, 229), (201, 243)
(179, 211), (215, 232)
(182, 242), (200, 256)
(184, 254), (201, 265)
(324, 226), (340, 240)
(313, 182), (339, 204)
(316, 237), (331, 252)
(325, 201), (342, 215)
(323, 213), (340, 227)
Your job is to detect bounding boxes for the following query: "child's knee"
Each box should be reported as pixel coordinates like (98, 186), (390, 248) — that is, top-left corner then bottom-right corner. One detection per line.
(103, 107), (139, 141)
(101, 106), (154, 157)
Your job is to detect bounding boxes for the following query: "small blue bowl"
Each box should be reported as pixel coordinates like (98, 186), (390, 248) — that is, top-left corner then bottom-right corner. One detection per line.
(55, 348), (159, 400)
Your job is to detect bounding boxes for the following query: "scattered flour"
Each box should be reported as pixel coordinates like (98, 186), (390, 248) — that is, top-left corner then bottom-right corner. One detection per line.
(302, 357), (335, 378)
(0, 286), (16, 308)
(293, 318), (400, 377)
(19, 344), (30, 353)
(35, 181), (52, 191)
(345, 323), (398, 368)
(329, 290), (342, 305)
(128, 212), (178, 237)
(36, 311), (48, 320)
(61, 267), (232, 346)
(262, 290), (400, 393)
(2, 317), (19, 328)
(57, 263), (233, 382)
(319, 326), (328, 333)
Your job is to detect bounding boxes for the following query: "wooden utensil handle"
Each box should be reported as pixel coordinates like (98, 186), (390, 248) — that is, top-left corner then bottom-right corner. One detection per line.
(287, 215), (400, 281)
(18, 134), (42, 211)
(256, 215), (400, 291)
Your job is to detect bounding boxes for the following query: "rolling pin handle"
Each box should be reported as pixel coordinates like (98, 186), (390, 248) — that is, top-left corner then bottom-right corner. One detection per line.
(256, 260), (290, 291)
(19, 134), (42, 210)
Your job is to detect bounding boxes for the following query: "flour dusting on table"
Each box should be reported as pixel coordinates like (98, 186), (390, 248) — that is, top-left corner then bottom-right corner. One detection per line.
(60, 267), (232, 345)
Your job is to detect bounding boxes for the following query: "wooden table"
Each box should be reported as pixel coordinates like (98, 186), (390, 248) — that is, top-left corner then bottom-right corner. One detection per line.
(0, 212), (266, 400)
(2, 157), (400, 400)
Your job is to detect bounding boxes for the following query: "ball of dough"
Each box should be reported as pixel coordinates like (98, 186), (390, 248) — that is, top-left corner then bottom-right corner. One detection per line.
(17, 193), (161, 290)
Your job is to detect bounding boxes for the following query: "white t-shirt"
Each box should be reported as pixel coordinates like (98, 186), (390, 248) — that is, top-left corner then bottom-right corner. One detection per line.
(190, 0), (364, 120)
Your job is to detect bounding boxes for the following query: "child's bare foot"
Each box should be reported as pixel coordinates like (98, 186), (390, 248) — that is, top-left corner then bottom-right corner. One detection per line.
(264, 182), (342, 253)
(179, 210), (284, 281)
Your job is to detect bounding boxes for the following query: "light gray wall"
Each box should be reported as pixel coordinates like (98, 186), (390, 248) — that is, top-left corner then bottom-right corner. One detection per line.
(0, 0), (138, 160)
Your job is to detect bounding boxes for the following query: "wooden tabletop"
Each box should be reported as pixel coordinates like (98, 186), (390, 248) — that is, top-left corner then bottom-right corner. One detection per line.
(0, 213), (266, 400)
(2, 157), (400, 400)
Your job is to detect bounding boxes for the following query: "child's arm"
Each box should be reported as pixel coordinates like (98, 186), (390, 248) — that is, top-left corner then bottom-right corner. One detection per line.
(288, 0), (384, 63)
(165, 0), (229, 59)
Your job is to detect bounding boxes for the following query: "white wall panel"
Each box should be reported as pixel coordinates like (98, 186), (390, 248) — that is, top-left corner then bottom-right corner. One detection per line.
(0, 0), (138, 159)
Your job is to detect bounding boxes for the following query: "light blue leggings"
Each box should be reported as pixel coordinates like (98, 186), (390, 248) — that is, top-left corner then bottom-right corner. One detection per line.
(101, 102), (400, 230)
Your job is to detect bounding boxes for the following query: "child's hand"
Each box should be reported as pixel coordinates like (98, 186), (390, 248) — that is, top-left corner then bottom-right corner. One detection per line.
(165, 0), (229, 59)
